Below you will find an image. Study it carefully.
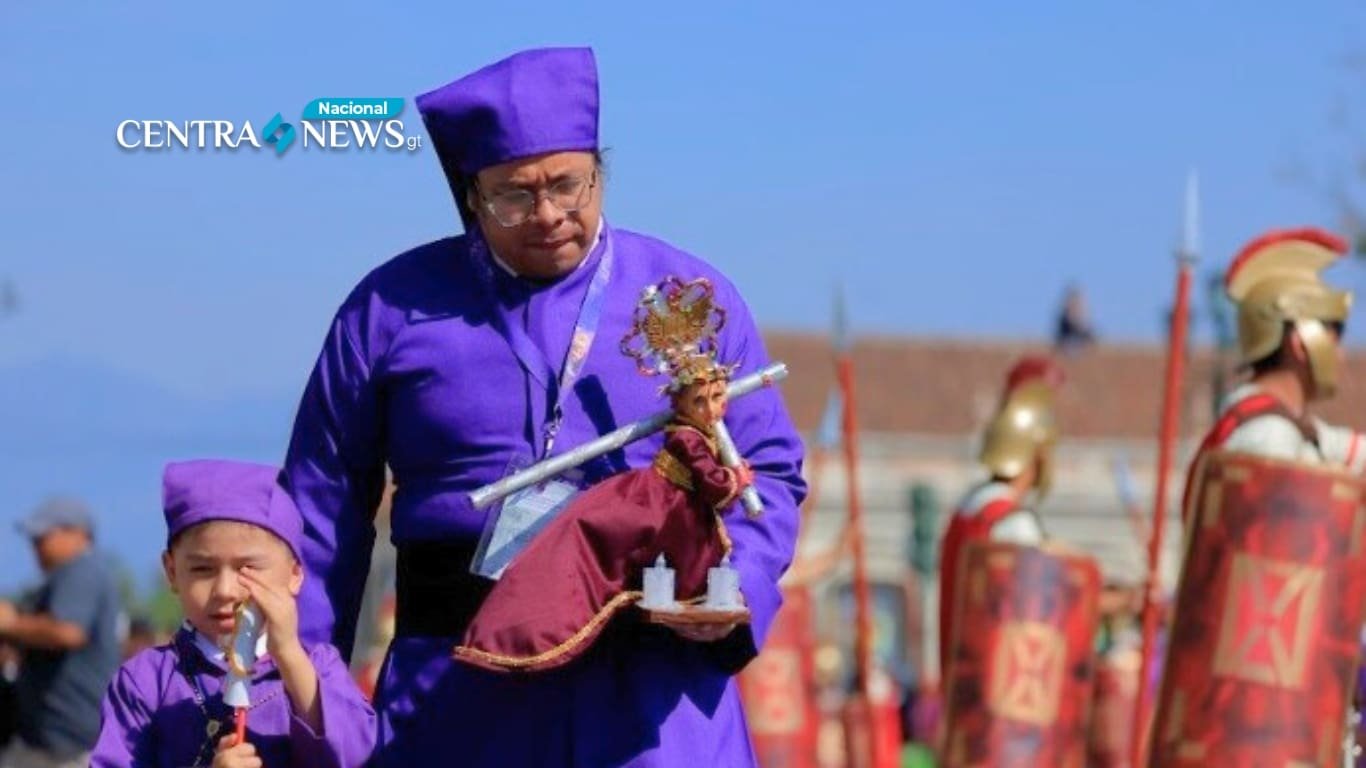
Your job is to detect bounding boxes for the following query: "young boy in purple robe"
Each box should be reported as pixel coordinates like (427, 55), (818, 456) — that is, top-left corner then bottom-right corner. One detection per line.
(89, 460), (376, 768)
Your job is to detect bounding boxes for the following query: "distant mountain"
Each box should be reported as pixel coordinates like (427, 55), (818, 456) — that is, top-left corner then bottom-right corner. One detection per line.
(0, 358), (298, 592)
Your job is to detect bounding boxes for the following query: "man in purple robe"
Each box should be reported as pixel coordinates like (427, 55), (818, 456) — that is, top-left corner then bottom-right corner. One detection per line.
(282, 46), (806, 767)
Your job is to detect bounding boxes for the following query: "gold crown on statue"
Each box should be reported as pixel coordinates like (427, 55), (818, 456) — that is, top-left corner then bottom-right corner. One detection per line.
(621, 277), (736, 394)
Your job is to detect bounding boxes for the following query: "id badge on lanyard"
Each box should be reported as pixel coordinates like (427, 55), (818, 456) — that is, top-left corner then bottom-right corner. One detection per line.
(470, 457), (583, 580)
(467, 227), (614, 580)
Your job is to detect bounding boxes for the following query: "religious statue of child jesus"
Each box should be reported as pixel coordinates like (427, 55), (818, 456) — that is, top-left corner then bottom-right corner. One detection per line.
(454, 276), (758, 673)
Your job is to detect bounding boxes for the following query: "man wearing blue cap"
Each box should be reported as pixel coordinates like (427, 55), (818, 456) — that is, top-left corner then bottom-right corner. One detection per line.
(283, 47), (806, 766)
(0, 498), (120, 768)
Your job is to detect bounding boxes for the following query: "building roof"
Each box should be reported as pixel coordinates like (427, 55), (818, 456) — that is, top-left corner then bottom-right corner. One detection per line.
(763, 332), (1366, 440)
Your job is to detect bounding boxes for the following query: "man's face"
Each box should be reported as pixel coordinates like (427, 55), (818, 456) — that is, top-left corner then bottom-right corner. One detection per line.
(30, 526), (89, 573)
(1288, 320), (1346, 398)
(469, 151), (602, 280)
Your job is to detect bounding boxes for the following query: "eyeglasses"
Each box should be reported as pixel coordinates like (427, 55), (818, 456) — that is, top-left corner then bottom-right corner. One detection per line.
(477, 172), (597, 228)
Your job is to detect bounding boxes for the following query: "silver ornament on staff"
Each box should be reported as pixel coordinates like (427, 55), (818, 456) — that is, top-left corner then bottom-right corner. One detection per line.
(469, 362), (787, 516)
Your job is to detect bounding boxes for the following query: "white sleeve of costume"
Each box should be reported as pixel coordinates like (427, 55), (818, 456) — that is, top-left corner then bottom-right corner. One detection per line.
(1221, 414), (1317, 463)
(1313, 418), (1366, 474)
(989, 510), (1044, 545)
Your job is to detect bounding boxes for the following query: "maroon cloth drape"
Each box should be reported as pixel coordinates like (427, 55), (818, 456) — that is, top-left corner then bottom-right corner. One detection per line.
(454, 424), (739, 672)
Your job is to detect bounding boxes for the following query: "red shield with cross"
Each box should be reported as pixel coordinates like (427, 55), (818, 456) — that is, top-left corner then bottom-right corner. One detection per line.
(1149, 451), (1366, 767)
(941, 541), (1102, 768)
(739, 587), (819, 768)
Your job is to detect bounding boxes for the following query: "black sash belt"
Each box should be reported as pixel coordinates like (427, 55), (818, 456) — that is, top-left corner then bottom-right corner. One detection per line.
(393, 540), (492, 638)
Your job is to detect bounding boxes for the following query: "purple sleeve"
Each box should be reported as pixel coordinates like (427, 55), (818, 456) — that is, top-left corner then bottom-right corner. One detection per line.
(287, 643), (378, 768)
(89, 665), (156, 768)
(704, 286), (807, 674)
(282, 305), (386, 660)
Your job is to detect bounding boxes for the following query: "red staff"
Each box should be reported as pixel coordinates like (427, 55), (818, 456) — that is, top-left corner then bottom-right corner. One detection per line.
(783, 390), (852, 587)
(830, 286), (894, 768)
(1131, 172), (1199, 764)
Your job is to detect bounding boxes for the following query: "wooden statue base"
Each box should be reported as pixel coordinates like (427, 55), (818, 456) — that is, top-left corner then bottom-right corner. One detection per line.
(641, 604), (751, 626)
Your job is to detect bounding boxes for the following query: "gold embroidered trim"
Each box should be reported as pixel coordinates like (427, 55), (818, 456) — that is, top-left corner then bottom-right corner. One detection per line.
(653, 449), (695, 491)
(451, 591), (643, 669)
(715, 513), (733, 559)
(665, 421), (718, 452)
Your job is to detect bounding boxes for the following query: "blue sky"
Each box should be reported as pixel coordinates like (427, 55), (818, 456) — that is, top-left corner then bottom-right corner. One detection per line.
(2, 1), (1365, 589)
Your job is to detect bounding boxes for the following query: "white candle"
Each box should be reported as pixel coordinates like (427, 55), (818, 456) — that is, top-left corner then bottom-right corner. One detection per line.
(641, 553), (678, 610)
(705, 556), (741, 610)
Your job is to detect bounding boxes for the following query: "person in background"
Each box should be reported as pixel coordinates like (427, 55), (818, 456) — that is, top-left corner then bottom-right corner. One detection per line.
(1054, 283), (1097, 353)
(938, 357), (1062, 680)
(0, 641), (18, 751)
(121, 617), (159, 661)
(0, 497), (120, 768)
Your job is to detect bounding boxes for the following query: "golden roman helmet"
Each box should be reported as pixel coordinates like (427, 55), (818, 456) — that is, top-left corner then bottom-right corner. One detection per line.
(1226, 228), (1352, 399)
(978, 380), (1059, 497)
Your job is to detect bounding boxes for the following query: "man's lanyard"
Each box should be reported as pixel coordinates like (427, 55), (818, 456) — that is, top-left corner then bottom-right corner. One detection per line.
(470, 224), (614, 459)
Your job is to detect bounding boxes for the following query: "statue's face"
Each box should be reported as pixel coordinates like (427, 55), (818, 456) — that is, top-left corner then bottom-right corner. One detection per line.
(674, 379), (728, 426)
